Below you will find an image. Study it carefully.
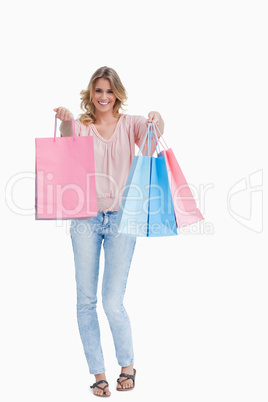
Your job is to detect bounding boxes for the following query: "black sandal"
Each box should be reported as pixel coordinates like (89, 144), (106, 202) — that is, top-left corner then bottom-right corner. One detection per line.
(90, 380), (110, 397)
(116, 368), (136, 391)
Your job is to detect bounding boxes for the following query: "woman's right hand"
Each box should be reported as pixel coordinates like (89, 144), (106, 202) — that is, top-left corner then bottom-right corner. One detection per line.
(53, 107), (73, 121)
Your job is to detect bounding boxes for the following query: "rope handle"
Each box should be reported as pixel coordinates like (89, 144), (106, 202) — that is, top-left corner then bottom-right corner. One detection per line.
(150, 124), (161, 155)
(152, 122), (169, 150)
(147, 124), (151, 156)
(137, 122), (167, 156)
(138, 124), (153, 156)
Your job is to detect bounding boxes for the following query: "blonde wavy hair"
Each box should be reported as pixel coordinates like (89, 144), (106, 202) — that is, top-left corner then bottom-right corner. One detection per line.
(79, 66), (128, 125)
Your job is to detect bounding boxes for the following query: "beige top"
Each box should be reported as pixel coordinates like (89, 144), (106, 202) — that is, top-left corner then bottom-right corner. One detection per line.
(61, 114), (162, 212)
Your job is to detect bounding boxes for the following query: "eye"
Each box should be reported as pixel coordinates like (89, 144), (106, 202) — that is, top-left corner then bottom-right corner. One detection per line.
(108, 90), (113, 93)
(96, 89), (102, 93)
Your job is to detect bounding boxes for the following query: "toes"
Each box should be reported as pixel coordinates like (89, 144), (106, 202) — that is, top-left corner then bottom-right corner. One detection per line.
(117, 379), (133, 390)
(94, 388), (106, 396)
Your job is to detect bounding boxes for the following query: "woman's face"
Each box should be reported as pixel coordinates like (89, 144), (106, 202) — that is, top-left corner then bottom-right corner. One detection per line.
(92, 78), (117, 114)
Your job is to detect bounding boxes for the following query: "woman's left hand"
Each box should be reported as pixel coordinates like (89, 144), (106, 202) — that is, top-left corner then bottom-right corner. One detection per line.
(147, 111), (164, 135)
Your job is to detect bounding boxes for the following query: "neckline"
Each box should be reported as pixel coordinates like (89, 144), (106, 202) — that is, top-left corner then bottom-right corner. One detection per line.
(91, 115), (123, 143)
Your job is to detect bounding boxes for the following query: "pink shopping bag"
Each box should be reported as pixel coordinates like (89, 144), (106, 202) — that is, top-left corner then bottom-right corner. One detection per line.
(35, 115), (97, 219)
(152, 123), (204, 228)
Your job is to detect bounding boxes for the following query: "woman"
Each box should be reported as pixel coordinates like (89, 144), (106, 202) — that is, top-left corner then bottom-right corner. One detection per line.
(54, 66), (164, 397)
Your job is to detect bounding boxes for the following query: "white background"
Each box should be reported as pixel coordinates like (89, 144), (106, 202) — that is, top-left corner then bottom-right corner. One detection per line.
(1, 1), (267, 401)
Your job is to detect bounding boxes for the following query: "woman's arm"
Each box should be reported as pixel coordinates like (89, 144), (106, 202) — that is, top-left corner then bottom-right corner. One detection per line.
(147, 111), (164, 136)
(53, 107), (74, 137)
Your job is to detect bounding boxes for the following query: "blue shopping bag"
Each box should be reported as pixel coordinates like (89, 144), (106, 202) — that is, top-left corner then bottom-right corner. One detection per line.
(116, 124), (177, 237)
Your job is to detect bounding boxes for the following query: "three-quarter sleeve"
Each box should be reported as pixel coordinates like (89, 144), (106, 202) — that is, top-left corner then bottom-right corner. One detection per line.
(60, 119), (82, 137)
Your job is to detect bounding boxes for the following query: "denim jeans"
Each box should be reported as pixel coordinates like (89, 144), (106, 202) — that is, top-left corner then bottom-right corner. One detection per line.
(70, 211), (136, 375)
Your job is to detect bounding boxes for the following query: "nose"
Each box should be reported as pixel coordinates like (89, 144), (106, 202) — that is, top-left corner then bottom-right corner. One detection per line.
(100, 92), (108, 100)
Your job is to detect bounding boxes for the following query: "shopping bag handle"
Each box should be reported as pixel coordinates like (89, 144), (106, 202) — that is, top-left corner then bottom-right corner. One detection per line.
(54, 114), (76, 142)
(152, 122), (169, 150)
(147, 124), (152, 156)
(137, 123), (161, 156)
(137, 124), (150, 156)
(149, 124), (161, 155)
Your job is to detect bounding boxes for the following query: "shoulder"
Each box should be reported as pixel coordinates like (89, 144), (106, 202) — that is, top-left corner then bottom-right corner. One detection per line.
(121, 113), (147, 128)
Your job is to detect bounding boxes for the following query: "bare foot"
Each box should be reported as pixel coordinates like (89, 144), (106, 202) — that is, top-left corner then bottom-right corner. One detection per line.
(91, 373), (111, 397)
(117, 363), (135, 390)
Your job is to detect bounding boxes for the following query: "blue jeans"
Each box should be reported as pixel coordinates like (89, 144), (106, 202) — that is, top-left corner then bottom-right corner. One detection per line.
(70, 211), (136, 375)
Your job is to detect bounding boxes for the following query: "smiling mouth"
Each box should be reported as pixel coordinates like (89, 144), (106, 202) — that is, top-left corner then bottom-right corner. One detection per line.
(98, 102), (110, 106)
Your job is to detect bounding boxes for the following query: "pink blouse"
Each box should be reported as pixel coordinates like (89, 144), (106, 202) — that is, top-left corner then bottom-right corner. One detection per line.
(72, 114), (162, 212)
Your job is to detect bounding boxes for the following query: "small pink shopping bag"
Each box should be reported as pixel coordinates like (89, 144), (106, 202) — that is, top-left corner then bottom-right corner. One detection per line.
(35, 115), (97, 219)
(152, 123), (204, 228)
